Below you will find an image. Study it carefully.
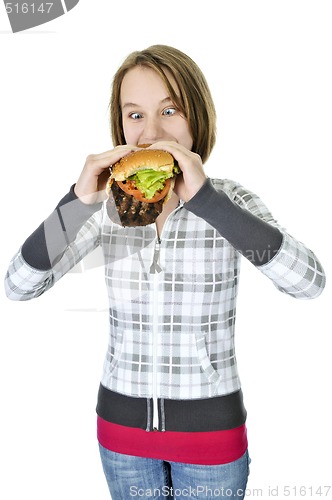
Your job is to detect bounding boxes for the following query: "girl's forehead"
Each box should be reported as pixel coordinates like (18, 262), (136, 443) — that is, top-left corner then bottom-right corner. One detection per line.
(120, 66), (179, 103)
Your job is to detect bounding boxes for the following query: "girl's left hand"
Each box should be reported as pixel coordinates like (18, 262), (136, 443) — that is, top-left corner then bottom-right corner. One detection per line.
(147, 142), (207, 202)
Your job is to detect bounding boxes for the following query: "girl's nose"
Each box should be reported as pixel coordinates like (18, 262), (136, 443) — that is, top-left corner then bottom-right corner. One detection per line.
(142, 116), (163, 143)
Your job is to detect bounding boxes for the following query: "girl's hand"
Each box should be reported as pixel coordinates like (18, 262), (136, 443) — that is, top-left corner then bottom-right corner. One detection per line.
(147, 142), (207, 203)
(74, 145), (139, 204)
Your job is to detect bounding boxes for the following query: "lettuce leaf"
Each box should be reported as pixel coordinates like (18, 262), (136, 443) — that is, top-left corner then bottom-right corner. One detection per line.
(129, 167), (179, 199)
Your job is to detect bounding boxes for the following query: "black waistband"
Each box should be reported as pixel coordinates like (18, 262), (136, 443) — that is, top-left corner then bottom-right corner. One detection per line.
(96, 384), (247, 432)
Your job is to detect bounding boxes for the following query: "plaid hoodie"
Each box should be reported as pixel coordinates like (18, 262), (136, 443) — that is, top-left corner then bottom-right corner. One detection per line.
(5, 178), (325, 432)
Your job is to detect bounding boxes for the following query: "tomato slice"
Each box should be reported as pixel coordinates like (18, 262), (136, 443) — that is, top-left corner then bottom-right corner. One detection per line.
(117, 178), (171, 203)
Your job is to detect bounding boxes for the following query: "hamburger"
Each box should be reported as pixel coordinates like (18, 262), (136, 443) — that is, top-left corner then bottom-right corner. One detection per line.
(106, 148), (179, 227)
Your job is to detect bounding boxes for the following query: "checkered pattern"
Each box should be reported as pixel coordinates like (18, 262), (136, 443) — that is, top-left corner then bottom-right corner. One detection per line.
(4, 178), (325, 401)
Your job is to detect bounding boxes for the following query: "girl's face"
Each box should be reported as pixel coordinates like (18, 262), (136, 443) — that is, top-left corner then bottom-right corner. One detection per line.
(120, 66), (193, 150)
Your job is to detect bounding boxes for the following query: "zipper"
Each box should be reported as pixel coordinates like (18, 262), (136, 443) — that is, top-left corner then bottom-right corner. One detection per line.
(149, 204), (183, 431)
(152, 267), (160, 430)
(149, 237), (162, 274)
(151, 234), (162, 430)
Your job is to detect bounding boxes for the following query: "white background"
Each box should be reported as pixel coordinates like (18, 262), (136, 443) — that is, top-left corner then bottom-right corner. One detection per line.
(0, 1), (331, 498)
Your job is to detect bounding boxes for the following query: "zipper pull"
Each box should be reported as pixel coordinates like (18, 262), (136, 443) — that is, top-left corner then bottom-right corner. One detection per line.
(150, 239), (162, 274)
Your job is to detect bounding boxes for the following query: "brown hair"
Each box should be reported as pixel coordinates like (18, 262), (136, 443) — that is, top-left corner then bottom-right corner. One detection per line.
(110, 45), (216, 164)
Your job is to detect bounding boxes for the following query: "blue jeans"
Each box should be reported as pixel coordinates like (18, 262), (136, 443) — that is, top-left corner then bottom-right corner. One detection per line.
(99, 444), (250, 499)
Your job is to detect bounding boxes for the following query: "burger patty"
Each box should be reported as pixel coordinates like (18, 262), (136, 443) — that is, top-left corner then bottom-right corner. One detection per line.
(106, 181), (163, 227)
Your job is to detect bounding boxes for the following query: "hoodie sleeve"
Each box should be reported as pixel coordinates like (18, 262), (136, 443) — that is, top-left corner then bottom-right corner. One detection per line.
(4, 185), (103, 301)
(184, 178), (325, 299)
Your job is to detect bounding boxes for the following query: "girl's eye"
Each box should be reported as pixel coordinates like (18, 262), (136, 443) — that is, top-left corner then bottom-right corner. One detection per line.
(129, 112), (143, 120)
(162, 107), (176, 116)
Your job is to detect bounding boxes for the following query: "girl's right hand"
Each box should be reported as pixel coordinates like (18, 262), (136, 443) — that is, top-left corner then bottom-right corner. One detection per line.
(74, 145), (139, 204)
